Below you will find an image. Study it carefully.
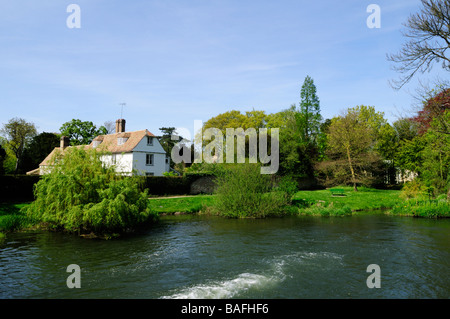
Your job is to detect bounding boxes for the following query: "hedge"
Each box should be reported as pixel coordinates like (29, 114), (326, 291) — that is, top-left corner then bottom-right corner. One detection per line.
(0, 175), (41, 202)
(0, 174), (216, 201)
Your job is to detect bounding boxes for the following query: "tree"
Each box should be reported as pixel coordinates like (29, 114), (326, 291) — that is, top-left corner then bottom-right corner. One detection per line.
(387, 0), (450, 89)
(376, 123), (400, 184)
(412, 87), (450, 134)
(20, 132), (60, 173)
(298, 75), (322, 142)
(353, 105), (387, 138)
(396, 135), (426, 176)
(1, 118), (37, 174)
(326, 109), (374, 191)
(158, 127), (184, 170)
(60, 119), (108, 146)
(393, 117), (420, 141)
(421, 115), (450, 193)
(201, 110), (268, 164)
(0, 144), (6, 175)
(295, 76), (323, 178)
(103, 120), (116, 134)
(23, 147), (157, 235)
(203, 110), (247, 132)
(267, 106), (308, 176)
(158, 127), (178, 154)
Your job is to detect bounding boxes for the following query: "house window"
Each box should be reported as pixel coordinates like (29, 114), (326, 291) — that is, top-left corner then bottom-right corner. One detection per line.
(146, 154), (154, 165)
(146, 172), (154, 176)
(165, 157), (169, 164)
(117, 137), (128, 145)
(147, 136), (153, 145)
(111, 154), (117, 165)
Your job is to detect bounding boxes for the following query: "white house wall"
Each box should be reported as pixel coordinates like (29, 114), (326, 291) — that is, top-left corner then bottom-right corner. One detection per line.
(132, 136), (169, 176)
(100, 153), (134, 175)
(99, 136), (169, 176)
(131, 152), (166, 176)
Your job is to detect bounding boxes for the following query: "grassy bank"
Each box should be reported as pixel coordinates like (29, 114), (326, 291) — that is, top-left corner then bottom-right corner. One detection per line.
(292, 187), (402, 216)
(148, 187), (404, 217)
(390, 198), (450, 218)
(0, 203), (35, 233)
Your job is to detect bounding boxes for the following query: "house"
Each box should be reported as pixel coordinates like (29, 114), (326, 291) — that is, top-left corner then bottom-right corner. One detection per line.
(36, 119), (170, 176)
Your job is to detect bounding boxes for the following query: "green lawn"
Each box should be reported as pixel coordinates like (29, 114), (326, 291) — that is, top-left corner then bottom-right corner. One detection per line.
(293, 187), (402, 212)
(148, 187), (403, 216)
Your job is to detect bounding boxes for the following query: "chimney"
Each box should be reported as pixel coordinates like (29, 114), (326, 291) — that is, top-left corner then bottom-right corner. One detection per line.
(60, 136), (70, 149)
(115, 119), (126, 133)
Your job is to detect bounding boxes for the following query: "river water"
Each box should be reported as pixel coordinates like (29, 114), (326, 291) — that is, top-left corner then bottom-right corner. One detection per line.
(1, 214), (449, 299)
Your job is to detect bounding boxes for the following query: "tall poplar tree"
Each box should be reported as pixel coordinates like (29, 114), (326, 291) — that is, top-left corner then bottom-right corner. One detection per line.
(298, 75), (322, 142)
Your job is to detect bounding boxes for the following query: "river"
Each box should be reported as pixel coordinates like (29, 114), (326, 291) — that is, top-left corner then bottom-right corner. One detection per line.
(0, 213), (449, 299)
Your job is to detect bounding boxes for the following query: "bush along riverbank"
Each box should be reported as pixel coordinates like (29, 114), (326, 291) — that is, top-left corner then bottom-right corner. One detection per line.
(388, 182), (450, 218)
(390, 197), (450, 218)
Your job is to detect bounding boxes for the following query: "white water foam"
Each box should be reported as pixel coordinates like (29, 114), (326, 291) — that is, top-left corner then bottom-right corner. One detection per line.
(161, 272), (278, 299)
(161, 251), (343, 299)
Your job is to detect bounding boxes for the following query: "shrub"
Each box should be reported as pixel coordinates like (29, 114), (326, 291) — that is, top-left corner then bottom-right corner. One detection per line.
(391, 199), (450, 218)
(399, 180), (432, 200)
(274, 176), (298, 204)
(299, 202), (352, 217)
(212, 164), (290, 218)
(22, 147), (157, 235)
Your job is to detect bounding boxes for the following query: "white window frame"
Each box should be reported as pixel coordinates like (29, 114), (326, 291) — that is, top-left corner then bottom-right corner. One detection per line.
(146, 153), (154, 166)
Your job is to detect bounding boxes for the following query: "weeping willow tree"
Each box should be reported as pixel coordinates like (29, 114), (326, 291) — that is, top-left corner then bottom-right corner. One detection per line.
(23, 147), (157, 235)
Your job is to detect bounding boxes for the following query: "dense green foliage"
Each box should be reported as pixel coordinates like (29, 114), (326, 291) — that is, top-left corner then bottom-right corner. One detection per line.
(0, 203), (34, 232)
(20, 132), (60, 173)
(60, 119), (108, 146)
(0, 117), (37, 174)
(391, 199), (450, 218)
(22, 147), (157, 234)
(211, 164), (295, 218)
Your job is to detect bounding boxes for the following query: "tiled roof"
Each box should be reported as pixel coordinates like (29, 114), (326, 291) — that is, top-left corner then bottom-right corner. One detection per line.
(91, 129), (155, 153)
(39, 145), (88, 166)
(40, 129), (156, 166)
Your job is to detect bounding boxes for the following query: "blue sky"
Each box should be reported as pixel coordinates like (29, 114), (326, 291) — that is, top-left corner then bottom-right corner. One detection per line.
(1, 0), (448, 136)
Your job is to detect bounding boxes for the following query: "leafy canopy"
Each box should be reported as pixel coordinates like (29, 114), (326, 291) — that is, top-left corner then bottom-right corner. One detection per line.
(60, 119), (108, 146)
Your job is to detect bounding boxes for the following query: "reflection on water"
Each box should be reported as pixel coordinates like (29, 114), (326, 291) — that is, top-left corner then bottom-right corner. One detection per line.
(1, 214), (449, 299)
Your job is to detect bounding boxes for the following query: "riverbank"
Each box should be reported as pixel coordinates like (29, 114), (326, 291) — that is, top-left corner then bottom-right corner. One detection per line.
(1, 187), (448, 238)
(147, 187), (404, 216)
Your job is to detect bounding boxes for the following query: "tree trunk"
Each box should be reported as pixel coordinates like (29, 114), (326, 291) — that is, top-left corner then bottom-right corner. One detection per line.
(14, 156), (20, 175)
(447, 187), (450, 201)
(346, 145), (358, 192)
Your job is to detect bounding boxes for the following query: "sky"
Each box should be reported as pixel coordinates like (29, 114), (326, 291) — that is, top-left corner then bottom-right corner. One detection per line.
(0, 0), (448, 136)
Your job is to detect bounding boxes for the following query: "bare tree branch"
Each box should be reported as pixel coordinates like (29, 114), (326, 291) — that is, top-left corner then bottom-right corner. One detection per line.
(387, 0), (450, 89)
